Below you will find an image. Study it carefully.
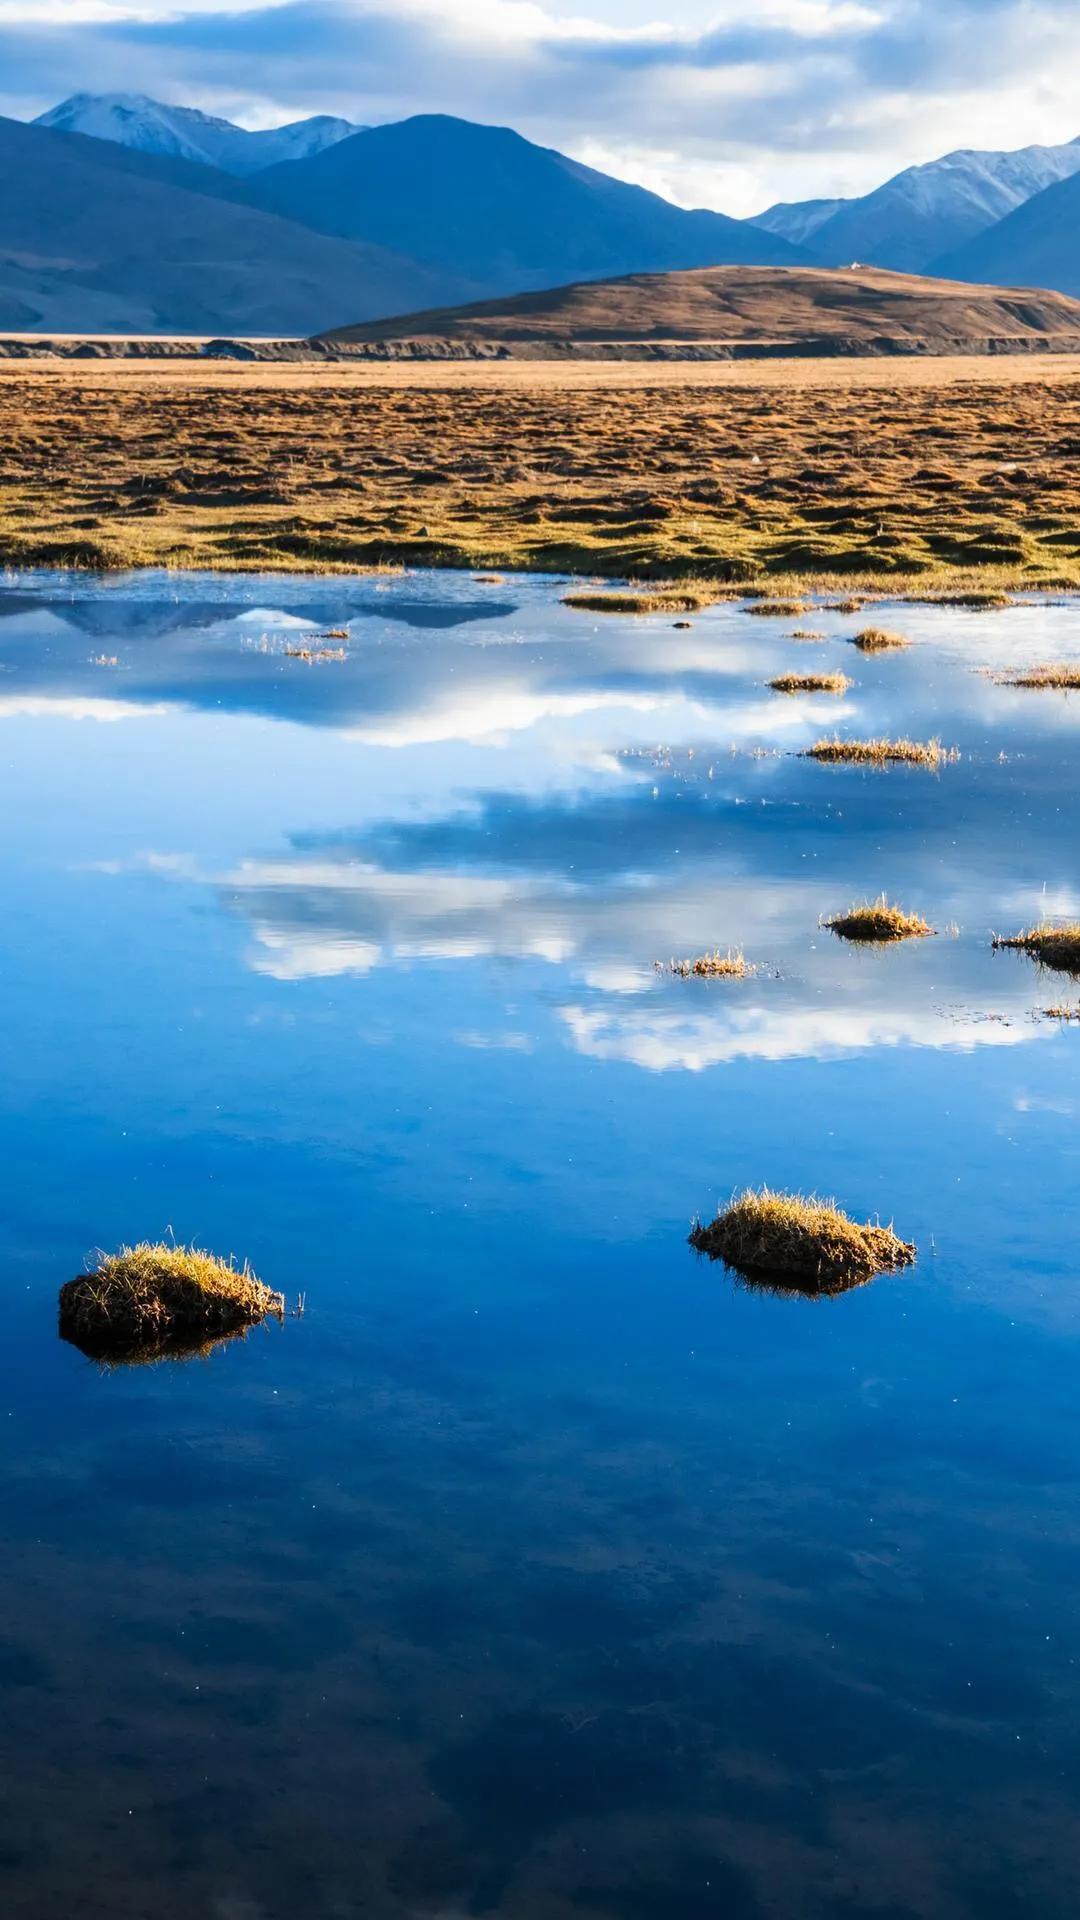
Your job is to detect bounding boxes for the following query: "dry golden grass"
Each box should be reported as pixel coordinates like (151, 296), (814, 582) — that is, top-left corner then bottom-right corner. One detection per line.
(689, 1187), (915, 1290)
(993, 924), (1080, 974)
(852, 627), (911, 652)
(825, 895), (934, 942)
(997, 663), (1080, 688)
(747, 600), (808, 617)
(562, 588), (713, 613)
(2, 358), (1079, 589)
(662, 949), (752, 978)
(1042, 1003), (1080, 1021)
(58, 1242), (284, 1359)
(769, 671), (852, 694)
(803, 735), (956, 767)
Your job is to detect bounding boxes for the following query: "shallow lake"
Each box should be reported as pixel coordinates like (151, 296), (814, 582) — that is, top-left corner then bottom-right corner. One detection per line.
(1, 568), (1080, 1919)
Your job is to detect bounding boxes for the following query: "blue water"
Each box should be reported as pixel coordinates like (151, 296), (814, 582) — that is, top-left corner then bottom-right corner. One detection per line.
(1, 569), (1079, 1918)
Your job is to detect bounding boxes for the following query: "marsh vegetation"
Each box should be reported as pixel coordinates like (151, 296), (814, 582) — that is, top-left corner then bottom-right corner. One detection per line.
(689, 1188), (916, 1288)
(769, 672), (852, 694)
(803, 736), (956, 768)
(993, 924), (1080, 974)
(58, 1242), (284, 1360)
(824, 897), (935, 942)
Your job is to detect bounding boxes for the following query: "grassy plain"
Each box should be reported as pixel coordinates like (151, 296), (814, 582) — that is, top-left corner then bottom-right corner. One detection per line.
(3, 355), (1080, 590)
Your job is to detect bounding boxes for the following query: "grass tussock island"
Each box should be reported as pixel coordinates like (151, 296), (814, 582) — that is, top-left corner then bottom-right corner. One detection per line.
(769, 671), (852, 694)
(4, 356), (1080, 592)
(1043, 1003), (1080, 1022)
(852, 627), (911, 652)
(58, 1242), (284, 1359)
(802, 734), (956, 768)
(746, 599), (808, 618)
(689, 1188), (916, 1290)
(825, 896), (934, 942)
(997, 663), (1080, 689)
(661, 949), (752, 979)
(562, 587), (714, 614)
(993, 924), (1080, 974)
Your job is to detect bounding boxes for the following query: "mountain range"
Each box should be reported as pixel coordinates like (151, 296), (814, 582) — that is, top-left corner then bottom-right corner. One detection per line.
(4, 92), (1080, 337)
(754, 138), (1080, 276)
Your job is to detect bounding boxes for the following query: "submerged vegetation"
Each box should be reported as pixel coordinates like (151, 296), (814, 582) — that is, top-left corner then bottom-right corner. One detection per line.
(661, 949), (752, 979)
(58, 1242), (284, 1360)
(851, 627), (911, 652)
(802, 735), (956, 768)
(997, 664), (1080, 689)
(769, 672), (852, 694)
(690, 1188), (915, 1291)
(993, 924), (1080, 975)
(825, 896), (935, 943)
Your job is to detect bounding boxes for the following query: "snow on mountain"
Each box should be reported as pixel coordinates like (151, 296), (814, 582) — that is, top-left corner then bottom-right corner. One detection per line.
(34, 94), (362, 177)
(755, 138), (1080, 273)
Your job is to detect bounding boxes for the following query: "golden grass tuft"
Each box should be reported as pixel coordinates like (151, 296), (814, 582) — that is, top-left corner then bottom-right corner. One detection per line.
(823, 599), (866, 614)
(746, 599), (808, 617)
(662, 949), (752, 979)
(993, 924), (1080, 975)
(58, 1242), (284, 1359)
(825, 895), (934, 942)
(689, 1187), (915, 1290)
(562, 589), (711, 614)
(997, 663), (1080, 689)
(769, 671), (852, 694)
(852, 627), (911, 652)
(1042, 1003), (1080, 1022)
(802, 734), (955, 768)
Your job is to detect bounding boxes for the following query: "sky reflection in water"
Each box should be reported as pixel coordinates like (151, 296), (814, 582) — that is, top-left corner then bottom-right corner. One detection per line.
(1, 570), (1080, 1920)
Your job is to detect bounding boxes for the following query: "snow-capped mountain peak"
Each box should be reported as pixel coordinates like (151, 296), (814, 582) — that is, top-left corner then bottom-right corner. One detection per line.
(34, 93), (362, 177)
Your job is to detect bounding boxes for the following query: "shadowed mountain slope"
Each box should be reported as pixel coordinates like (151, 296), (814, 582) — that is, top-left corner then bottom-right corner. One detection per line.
(251, 114), (809, 297)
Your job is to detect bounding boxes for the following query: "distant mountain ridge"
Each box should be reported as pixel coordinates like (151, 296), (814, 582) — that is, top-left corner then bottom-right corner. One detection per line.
(757, 138), (1080, 273)
(35, 93), (362, 176)
(0, 114), (450, 335)
(934, 167), (1080, 297)
(247, 114), (808, 297)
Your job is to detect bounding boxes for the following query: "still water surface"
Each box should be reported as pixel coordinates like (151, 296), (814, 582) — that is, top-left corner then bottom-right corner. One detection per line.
(1, 570), (1079, 1918)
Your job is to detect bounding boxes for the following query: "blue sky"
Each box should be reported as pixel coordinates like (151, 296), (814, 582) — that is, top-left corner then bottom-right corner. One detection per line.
(1, 0), (1079, 214)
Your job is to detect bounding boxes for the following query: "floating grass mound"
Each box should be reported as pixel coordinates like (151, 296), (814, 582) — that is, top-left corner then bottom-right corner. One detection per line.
(562, 589), (711, 615)
(825, 896), (934, 943)
(769, 672), (852, 695)
(993, 924), (1080, 975)
(789, 629), (826, 642)
(1043, 1003), (1080, 1022)
(998, 664), (1080, 689)
(58, 1243), (284, 1360)
(689, 1188), (915, 1290)
(662, 949), (751, 979)
(803, 735), (954, 768)
(746, 599), (807, 618)
(852, 627), (911, 652)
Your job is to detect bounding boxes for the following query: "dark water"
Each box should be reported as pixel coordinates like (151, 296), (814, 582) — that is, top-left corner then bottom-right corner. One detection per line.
(1, 569), (1079, 1919)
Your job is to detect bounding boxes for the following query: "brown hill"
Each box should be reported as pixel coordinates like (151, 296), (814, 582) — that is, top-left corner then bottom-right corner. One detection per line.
(321, 264), (1080, 358)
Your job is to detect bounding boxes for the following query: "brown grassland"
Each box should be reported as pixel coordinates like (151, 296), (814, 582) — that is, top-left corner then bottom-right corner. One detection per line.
(3, 356), (1080, 590)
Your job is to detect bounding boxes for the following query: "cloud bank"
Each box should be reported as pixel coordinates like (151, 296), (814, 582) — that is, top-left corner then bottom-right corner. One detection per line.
(1, 0), (1078, 214)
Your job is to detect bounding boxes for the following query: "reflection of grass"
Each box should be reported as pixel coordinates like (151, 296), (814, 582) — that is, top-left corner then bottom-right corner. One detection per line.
(690, 1188), (915, 1289)
(803, 735), (955, 767)
(825, 895), (934, 942)
(58, 1242), (284, 1360)
(997, 664), (1080, 689)
(2, 364), (1079, 592)
(852, 627), (910, 652)
(769, 672), (851, 694)
(662, 949), (752, 979)
(993, 924), (1080, 974)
